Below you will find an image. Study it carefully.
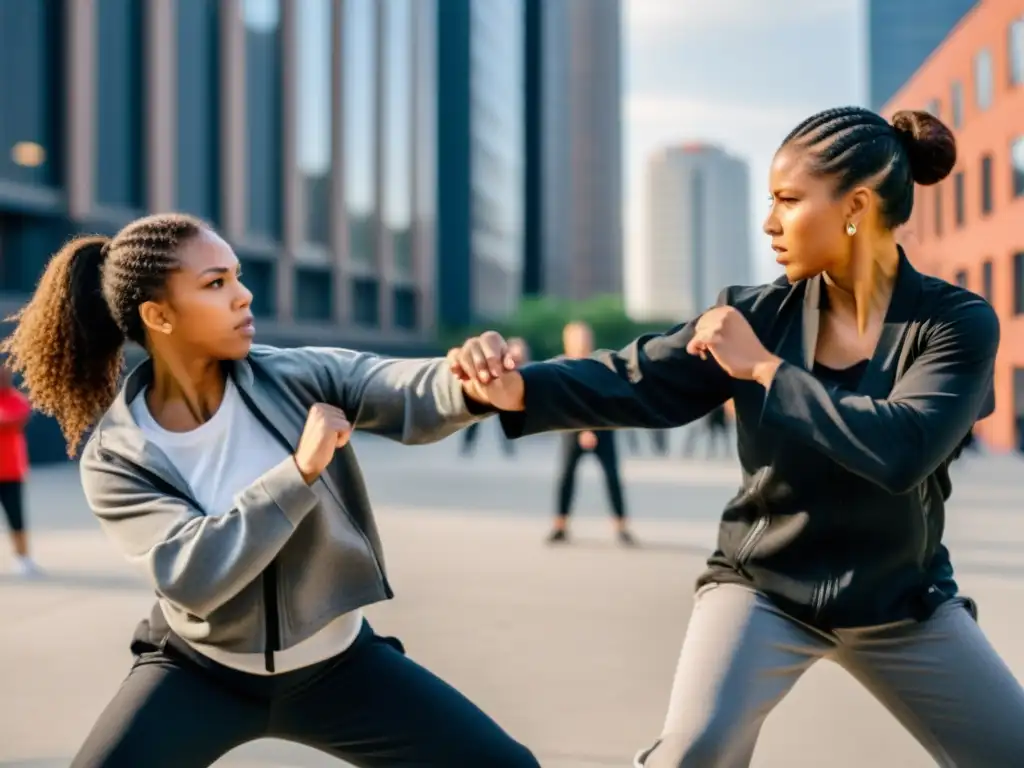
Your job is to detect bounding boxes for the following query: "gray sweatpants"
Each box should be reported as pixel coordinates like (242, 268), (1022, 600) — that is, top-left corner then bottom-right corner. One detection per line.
(635, 582), (1024, 767)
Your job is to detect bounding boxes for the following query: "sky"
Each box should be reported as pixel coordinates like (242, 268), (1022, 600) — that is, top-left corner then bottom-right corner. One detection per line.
(623, 0), (867, 303)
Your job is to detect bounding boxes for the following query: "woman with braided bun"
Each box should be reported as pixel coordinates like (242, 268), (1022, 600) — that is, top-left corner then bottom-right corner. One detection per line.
(450, 106), (1024, 766)
(2, 214), (539, 767)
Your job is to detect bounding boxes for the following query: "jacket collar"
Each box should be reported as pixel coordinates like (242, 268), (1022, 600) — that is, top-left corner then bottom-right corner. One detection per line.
(793, 245), (923, 396)
(96, 355), (299, 500)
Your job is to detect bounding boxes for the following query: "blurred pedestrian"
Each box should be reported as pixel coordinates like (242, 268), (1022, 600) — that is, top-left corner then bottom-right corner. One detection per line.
(547, 322), (633, 546)
(0, 365), (38, 577)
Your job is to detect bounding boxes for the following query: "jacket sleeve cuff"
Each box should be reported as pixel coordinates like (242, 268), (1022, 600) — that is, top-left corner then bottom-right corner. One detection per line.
(498, 364), (563, 439)
(758, 360), (813, 432)
(257, 457), (321, 527)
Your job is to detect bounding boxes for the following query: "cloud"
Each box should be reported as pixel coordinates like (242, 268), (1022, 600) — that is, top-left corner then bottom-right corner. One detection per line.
(627, 0), (858, 33)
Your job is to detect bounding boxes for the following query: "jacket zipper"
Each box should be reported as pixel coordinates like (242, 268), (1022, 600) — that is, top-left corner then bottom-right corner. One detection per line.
(233, 385), (392, 671)
(735, 472), (771, 566)
(262, 564), (280, 673)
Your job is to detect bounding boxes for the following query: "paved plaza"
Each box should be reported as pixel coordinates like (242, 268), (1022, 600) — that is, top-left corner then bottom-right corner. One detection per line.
(1, 424), (1023, 767)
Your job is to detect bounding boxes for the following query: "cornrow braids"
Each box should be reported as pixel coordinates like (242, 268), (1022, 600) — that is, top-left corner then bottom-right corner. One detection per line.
(780, 106), (957, 230)
(1, 213), (205, 455)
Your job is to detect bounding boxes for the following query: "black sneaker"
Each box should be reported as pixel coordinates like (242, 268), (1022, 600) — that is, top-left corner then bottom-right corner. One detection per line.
(618, 530), (637, 546)
(547, 529), (568, 544)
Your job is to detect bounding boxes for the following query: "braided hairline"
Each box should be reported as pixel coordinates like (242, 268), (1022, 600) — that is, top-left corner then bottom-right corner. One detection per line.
(102, 214), (203, 344)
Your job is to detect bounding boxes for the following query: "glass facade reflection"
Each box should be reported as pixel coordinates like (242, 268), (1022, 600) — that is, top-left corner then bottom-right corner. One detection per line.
(344, 0), (377, 267)
(0, 0), (63, 189)
(468, 0), (524, 320)
(384, 0), (414, 279)
(96, 0), (145, 209)
(297, 0), (332, 250)
(243, 0), (283, 240)
(175, 0), (220, 222)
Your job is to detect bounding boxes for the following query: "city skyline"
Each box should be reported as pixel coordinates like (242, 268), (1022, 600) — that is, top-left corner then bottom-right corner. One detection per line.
(624, 0), (864, 309)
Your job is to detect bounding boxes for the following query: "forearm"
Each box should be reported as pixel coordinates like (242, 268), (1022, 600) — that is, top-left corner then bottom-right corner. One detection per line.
(352, 357), (483, 444)
(500, 357), (724, 438)
(91, 457), (319, 619)
(759, 361), (980, 494)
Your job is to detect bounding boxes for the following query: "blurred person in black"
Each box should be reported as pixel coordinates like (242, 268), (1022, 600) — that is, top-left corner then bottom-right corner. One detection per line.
(460, 337), (529, 458)
(547, 322), (633, 546)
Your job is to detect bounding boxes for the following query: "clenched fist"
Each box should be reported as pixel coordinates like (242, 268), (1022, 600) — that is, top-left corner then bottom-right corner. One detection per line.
(447, 331), (526, 411)
(293, 403), (352, 484)
(686, 306), (780, 382)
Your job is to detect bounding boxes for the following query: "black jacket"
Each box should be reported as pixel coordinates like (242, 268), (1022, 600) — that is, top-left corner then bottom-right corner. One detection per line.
(502, 253), (999, 628)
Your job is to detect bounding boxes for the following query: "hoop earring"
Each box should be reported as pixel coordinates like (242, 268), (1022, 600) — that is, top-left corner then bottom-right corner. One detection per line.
(846, 222), (857, 236)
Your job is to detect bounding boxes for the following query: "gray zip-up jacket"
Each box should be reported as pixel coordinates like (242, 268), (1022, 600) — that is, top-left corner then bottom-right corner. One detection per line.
(79, 344), (482, 667)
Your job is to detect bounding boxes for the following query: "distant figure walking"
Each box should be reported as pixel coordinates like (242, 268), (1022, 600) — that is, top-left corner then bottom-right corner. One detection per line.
(0, 366), (38, 577)
(547, 322), (634, 546)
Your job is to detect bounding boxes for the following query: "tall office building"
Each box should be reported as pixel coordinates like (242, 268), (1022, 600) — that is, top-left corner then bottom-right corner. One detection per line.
(0, 0), (440, 461)
(868, 0), (977, 111)
(0, 0), (439, 346)
(436, 0), (525, 327)
(636, 144), (752, 322)
(522, 0), (623, 301)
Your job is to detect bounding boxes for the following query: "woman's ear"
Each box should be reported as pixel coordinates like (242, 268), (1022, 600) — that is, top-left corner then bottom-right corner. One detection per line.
(138, 300), (173, 336)
(844, 186), (874, 230)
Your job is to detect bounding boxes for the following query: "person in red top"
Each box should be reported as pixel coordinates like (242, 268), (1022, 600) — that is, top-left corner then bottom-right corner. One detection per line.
(0, 365), (39, 577)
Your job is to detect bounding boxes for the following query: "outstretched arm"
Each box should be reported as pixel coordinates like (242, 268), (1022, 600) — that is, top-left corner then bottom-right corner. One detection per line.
(455, 316), (735, 437)
(261, 345), (489, 446)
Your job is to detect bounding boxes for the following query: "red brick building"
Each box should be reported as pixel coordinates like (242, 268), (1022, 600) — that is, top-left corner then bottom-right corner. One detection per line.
(884, 0), (1024, 451)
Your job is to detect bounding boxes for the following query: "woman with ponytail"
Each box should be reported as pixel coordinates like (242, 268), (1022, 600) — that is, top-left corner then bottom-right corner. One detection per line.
(2, 214), (538, 767)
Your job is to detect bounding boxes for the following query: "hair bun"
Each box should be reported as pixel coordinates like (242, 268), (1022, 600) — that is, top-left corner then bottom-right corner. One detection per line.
(890, 110), (957, 186)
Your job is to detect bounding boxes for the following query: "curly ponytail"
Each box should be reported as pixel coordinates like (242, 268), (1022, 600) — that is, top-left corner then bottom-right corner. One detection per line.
(1, 213), (203, 455)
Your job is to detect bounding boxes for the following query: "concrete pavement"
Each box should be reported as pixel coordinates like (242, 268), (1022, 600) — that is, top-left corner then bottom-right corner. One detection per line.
(1, 427), (1023, 766)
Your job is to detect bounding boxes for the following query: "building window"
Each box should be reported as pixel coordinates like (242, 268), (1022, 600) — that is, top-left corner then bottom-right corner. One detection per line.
(238, 257), (276, 318)
(297, 0), (332, 251)
(96, 0), (145, 209)
(175, 0), (220, 222)
(951, 81), (963, 129)
(243, 0), (283, 240)
(1013, 136), (1024, 197)
(934, 185), (943, 236)
(384, 0), (414, 280)
(975, 49), (993, 110)
(353, 277), (380, 327)
(392, 286), (418, 330)
(1011, 17), (1024, 86)
(954, 270), (968, 289)
(953, 171), (965, 227)
(294, 266), (333, 321)
(926, 98), (941, 117)
(982, 260), (994, 304)
(0, 1), (63, 189)
(1015, 253), (1024, 314)
(981, 154), (993, 215)
(344, 0), (378, 266)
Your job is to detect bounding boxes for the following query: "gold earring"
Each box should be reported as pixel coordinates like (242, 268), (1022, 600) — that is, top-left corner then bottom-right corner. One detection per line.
(846, 222), (857, 236)
(161, 323), (172, 334)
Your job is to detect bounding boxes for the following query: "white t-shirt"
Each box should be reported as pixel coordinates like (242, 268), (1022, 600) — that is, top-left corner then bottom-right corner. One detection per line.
(130, 378), (362, 675)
